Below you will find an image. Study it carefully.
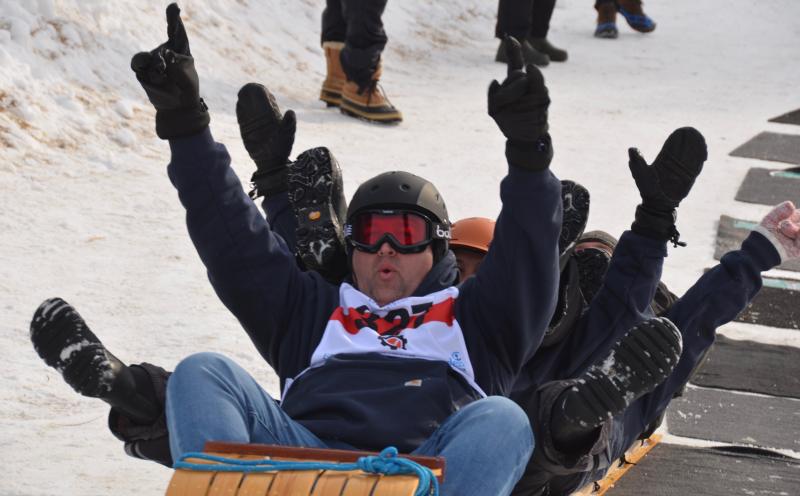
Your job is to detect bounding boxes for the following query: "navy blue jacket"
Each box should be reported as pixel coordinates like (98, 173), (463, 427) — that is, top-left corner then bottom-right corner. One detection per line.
(512, 230), (670, 399)
(167, 129), (562, 452)
(537, 230), (782, 494)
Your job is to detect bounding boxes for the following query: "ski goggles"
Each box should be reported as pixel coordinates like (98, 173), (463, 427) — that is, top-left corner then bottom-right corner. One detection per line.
(345, 210), (450, 254)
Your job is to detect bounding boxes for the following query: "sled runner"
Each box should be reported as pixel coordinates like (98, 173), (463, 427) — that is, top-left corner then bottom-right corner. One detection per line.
(572, 434), (662, 495)
(165, 441), (445, 496)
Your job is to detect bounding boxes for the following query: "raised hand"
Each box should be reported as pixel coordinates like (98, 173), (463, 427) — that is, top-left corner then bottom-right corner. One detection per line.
(629, 127), (707, 212)
(236, 83), (296, 198)
(628, 127), (707, 245)
(757, 201), (800, 261)
(130, 3), (209, 139)
(488, 36), (552, 171)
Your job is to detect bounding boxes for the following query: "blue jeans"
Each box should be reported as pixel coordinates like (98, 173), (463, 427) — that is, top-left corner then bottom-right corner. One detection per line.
(166, 352), (534, 496)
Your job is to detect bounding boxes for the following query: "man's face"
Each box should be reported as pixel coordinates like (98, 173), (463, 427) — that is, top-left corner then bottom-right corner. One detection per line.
(352, 242), (434, 306)
(453, 248), (486, 281)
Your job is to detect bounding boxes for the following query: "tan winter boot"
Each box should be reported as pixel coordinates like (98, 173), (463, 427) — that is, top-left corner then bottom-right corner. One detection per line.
(340, 65), (402, 124)
(320, 41), (346, 107)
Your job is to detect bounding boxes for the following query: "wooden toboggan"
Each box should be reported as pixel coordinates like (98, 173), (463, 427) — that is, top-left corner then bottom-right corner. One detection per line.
(165, 434), (661, 495)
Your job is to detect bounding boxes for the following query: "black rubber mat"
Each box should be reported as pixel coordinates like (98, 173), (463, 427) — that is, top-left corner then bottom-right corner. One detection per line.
(735, 275), (800, 330)
(666, 386), (800, 451)
(734, 167), (800, 206)
(714, 215), (800, 272)
(610, 444), (800, 496)
(730, 132), (800, 166)
(692, 335), (800, 398)
(769, 108), (800, 126)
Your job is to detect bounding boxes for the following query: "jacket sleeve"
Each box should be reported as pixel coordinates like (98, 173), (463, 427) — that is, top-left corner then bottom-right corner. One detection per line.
(457, 165), (562, 395)
(563, 231), (669, 374)
(166, 129), (336, 378)
(630, 230), (781, 422)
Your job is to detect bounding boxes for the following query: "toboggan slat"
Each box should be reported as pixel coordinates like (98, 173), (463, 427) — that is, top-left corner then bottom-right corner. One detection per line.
(165, 442), (445, 496)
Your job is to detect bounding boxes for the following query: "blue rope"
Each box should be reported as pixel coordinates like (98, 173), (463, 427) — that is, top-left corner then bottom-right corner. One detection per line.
(174, 446), (439, 496)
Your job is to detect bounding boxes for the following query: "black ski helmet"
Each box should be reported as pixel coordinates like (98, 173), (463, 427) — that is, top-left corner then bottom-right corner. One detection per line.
(346, 171), (451, 261)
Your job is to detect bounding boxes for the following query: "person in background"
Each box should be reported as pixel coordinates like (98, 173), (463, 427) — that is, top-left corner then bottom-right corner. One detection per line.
(594, 0), (656, 39)
(318, 0), (402, 123)
(495, 0), (568, 66)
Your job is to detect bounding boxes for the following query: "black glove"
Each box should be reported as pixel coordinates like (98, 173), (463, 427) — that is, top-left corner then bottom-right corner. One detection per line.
(629, 127), (707, 245)
(130, 4), (209, 140)
(236, 83), (296, 198)
(488, 36), (552, 171)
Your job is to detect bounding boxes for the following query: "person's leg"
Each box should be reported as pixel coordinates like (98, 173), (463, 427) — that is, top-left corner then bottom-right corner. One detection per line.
(320, 0), (348, 106)
(594, 0), (618, 39)
(321, 0), (346, 44)
(496, 0), (532, 41)
(339, 0), (387, 87)
(166, 352), (330, 458)
(529, 0), (555, 38)
(338, 0), (401, 122)
(528, 0), (568, 62)
(413, 396), (533, 496)
(495, 0), (549, 67)
(514, 317), (681, 494)
(30, 298), (161, 424)
(31, 298), (175, 465)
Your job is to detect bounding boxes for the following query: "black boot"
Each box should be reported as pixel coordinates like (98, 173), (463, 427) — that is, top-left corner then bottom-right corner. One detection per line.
(550, 317), (682, 450)
(559, 180), (590, 271)
(496, 37), (549, 67)
(288, 147), (349, 284)
(528, 37), (568, 62)
(109, 362), (173, 467)
(30, 298), (159, 425)
(236, 83), (296, 199)
(574, 230), (617, 304)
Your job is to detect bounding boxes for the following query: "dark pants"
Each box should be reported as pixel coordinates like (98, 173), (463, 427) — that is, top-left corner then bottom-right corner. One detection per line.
(495, 0), (557, 41)
(321, 0), (388, 87)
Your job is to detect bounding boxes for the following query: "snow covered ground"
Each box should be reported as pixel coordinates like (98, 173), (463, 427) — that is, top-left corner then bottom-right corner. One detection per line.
(1, 0), (799, 494)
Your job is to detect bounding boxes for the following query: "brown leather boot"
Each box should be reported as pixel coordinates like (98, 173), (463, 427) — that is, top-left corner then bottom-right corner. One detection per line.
(320, 41), (346, 107)
(340, 66), (402, 123)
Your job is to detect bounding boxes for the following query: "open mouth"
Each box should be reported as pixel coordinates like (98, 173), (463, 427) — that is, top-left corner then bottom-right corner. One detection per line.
(378, 264), (396, 280)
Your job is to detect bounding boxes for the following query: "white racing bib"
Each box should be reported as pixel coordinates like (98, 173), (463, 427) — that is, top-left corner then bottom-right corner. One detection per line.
(283, 283), (486, 399)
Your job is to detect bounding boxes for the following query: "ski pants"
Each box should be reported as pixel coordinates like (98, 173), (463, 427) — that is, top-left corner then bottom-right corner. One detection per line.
(321, 0), (388, 87)
(496, 0), (557, 41)
(166, 352), (534, 496)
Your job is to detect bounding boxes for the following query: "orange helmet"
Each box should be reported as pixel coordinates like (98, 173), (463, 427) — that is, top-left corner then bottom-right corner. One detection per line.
(450, 217), (495, 254)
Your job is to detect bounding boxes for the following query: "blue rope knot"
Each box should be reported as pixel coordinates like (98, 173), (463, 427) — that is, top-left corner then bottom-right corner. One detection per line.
(356, 447), (439, 495)
(174, 446), (438, 496)
(357, 446), (403, 475)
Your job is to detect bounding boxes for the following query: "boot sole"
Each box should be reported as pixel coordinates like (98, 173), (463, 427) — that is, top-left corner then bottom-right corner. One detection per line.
(320, 88), (342, 108)
(594, 22), (619, 38)
(288, 149), (347, 275)
(580, 317), (682, 423)
(30, 298), (115, 397)
(339, 98), (403, 124)
(559, 180), (590, 256)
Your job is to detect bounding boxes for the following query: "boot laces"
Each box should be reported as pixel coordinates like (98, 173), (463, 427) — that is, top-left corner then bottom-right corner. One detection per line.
(359, 80), (393, 107)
